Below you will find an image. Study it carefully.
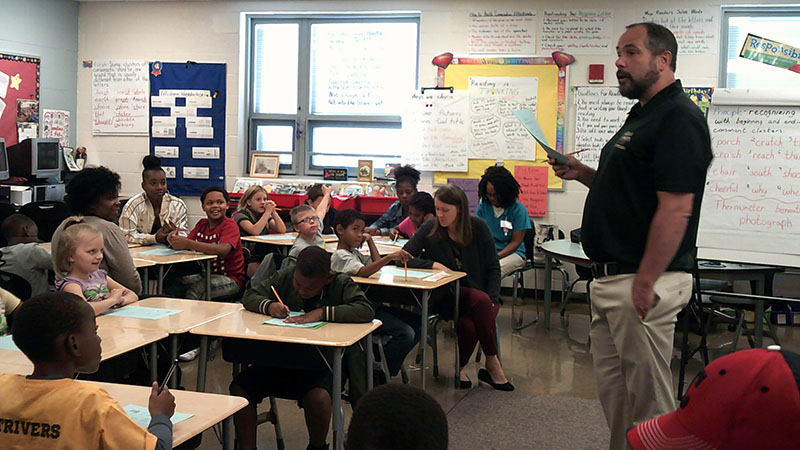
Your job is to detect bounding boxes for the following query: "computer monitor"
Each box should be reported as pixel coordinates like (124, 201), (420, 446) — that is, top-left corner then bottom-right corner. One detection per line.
(7, 138), (62, 180)
(0, 138), (9, 181)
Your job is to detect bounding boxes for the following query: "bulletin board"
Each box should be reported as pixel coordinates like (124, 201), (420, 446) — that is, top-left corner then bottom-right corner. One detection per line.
(0, 53), (40, 146)
(434, 56), (565, 190)
(149, 62), (226, 196)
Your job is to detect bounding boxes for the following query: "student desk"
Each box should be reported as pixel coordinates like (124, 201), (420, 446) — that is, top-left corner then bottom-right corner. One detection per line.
(96, 297), (243, 388)
(540, 239), (593, 330)
(242, 233), (339, 254)
(189, 310), (381, 450)
(323, 241), (400, 257)
(0, 326), (167, 379)
(540, 239), (785, 344)
(89, 381), (248, 450)
(0, 361), (31, 375)
(128, 246), (217, 300)
(350, 268), (466, 389)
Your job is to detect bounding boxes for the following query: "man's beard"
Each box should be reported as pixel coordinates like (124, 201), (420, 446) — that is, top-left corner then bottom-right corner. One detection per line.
(617, 62), (660, 100)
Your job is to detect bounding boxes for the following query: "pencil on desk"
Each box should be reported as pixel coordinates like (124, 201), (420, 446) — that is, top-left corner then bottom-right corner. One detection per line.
(404, 260), (408, 281)
(270, 285), (286, 307)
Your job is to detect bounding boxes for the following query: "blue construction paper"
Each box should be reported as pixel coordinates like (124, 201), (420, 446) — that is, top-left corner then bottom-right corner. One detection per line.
(512, 108), (568, 164)
(379, 266), (431, 279)
(255, 235), (295, 241)
(0, 334), (19, 351)
(123, 404), (193, 428)
(138, 247), (187, 256)
(263, 311), (326, 329)
(103, 306), (183, 320)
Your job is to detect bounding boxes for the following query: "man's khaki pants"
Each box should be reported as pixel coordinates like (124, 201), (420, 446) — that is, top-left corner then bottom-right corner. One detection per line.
(589, 271), (693, 450)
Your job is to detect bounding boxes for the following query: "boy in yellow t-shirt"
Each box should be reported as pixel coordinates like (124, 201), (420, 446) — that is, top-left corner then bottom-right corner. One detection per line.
(0, 292), (175, 450)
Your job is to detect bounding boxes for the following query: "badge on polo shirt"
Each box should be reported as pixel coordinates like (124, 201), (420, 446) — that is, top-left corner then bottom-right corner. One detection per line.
(500, 220), (513, 234)
(615, 131), (633, 150)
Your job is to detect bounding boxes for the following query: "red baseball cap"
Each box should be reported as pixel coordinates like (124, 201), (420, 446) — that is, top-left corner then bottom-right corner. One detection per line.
(626, 347), (800, 450)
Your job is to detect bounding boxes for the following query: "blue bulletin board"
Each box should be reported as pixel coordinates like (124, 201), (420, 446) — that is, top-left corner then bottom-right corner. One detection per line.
(149, 62), (226, 196)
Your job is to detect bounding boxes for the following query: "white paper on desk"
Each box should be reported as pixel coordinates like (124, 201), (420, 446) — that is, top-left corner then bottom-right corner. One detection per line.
(124, 404), (193, 428)
(171, 106), (197, 117)
(186, 126), (213, 139)
(183, 167), (210, 179)
(424, 271), (450, 282)
(152, 116), (176, 127)
(186, 96), (212, 108)
(151, 96), (175, 108)
(154, 146), (179, 158)
(192, 146), (220, 159)
(185, 116), (212, 127)
(378, 272), (394, 283)
(0, 71), (8, 98)
(151, 126), (176, 139)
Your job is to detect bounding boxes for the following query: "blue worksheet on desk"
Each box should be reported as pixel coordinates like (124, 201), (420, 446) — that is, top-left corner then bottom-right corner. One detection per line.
(138, 247), (187, 256)
(104, 306), (183, 320)
(0, 334), (20, 351)
(263, 311), (327, 329)
(124, 404), (193, 427)
(379, 266), (431, 279)
(255, 235), (294, 241)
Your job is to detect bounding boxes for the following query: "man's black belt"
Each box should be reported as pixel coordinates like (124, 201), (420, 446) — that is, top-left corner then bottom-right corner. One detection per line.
(590, 262), (639, 278)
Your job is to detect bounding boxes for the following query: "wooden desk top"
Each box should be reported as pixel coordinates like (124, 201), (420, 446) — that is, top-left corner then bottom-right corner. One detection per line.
(128, 247), (218, 265)
(0, 361), (31, 375)
(97, 297), (242, 334)
(88, 381), (248, 447)
(242, 233), (338, 246)
(351, 268), (466, 290)
(38, 243), (179, 269)
(189, 309), (381, 347)
(0, 326), (167, 370)
(132, 258), (157, 269)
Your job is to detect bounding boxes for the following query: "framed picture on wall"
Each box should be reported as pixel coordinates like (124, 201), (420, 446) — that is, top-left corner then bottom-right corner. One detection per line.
(249, 153), (280, 178)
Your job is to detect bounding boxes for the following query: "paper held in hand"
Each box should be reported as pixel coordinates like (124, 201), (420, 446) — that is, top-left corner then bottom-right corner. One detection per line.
(512, 109), (569, 165)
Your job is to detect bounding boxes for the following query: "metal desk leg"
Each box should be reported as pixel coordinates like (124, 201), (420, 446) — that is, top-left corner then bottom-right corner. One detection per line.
(205, 260), (212, 301)
(197, 336), (209, 392)
(420, 290), (429, 390)
(754, 300), (764, 348)
(158, 265), (164, 295)
(453, 280), (460, 389)
(223, 416), (234, 450)
(332, 347), (343, 450)
(169, 335), (178, 389)
(366, 333), (374, 391)
(142, 268), (149, 295)
(544, 256), (553, 330)
(149, 342), (158, 383)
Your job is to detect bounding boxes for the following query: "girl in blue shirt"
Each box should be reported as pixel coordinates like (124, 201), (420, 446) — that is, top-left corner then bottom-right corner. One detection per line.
(476, 166), (531, 277)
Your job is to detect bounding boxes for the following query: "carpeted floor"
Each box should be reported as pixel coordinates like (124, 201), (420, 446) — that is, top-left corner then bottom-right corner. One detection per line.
(447, 388), (610, 449)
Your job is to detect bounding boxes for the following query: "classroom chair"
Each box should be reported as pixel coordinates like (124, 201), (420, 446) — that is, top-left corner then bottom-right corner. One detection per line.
(18, 200), (69, 242)
(0, 270), (31, 301)
(230, 362), (285, 450)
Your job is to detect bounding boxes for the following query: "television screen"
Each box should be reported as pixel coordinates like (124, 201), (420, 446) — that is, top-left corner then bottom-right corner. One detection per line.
(36, 141), (60, 170)
(0, 139), (7, 173)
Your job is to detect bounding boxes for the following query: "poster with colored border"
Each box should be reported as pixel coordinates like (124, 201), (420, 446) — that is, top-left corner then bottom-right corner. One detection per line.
(435, 56), (566, 190)
(0, 53), (40, 146)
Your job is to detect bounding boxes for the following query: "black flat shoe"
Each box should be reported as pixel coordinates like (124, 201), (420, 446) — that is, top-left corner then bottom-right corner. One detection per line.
(458, 378), (472, 389)
(478, 369), (514, 391)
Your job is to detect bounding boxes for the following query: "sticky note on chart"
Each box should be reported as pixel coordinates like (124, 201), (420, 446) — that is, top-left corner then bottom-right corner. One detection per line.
(124, 404), (193, 428)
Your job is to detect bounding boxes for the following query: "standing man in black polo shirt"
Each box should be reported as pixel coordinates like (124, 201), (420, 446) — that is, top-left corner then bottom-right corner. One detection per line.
(550, 23), (712, 449)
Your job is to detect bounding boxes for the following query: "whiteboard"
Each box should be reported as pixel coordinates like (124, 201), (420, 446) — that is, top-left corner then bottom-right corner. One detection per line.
(92, 60), (149, 135)
(572, 86), (635, 169)
(697, 88), (800, 268)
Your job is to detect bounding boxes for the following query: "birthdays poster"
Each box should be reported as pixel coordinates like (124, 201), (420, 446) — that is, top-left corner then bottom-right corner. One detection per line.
(0, 53), (39, 146)
(42, 109), (71, 147)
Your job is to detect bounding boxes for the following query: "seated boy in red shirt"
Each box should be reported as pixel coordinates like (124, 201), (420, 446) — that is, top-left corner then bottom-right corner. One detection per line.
(167, 186), (245, 300)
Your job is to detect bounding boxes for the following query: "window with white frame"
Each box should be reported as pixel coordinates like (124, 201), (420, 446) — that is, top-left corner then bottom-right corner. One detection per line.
(721, 6), (800, 88)
(247, 15), (420, 177)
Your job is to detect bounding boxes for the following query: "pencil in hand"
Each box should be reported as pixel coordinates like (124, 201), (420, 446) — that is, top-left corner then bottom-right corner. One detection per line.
(270, 285), (286, 306)
(567, 148), (589, 156)
(392, 232), (399, 244)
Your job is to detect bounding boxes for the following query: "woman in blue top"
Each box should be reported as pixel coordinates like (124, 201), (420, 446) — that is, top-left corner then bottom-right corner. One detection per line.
(476, 165), (531, 278)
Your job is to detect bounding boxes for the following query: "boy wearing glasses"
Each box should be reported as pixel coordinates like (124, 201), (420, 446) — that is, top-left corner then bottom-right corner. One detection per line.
(288, 204), (325, 259)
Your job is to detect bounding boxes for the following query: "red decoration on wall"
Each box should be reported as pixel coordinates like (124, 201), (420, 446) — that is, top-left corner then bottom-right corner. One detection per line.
(0, 53), (40, 146)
